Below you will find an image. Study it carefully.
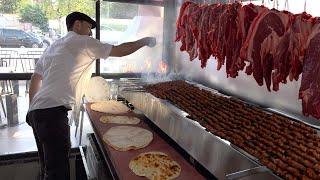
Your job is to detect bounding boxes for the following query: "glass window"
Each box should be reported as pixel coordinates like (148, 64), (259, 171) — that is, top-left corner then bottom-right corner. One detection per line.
(0, 1), (96, 127)
(100, 1), (164, 74)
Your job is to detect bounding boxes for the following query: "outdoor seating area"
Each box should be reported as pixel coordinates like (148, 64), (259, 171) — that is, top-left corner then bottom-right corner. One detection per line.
(0, 49), (43, 128)
(0, 49), (43, 73)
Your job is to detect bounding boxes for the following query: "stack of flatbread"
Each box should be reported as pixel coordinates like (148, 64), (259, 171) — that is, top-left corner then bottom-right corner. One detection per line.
(91, 100), (129, 114)
(129, 151), (181, 179)
(85, 76), (110, 102)
(100, 116), (140, 124)
(103, 126), (153, 151)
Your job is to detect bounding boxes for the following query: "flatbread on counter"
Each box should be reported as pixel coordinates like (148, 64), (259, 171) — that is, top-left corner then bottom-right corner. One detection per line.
(91, 100), (129, 114)
(100, 116), (140, 124)
(103, 126), (153, 151)
(129, 151), (181, 180)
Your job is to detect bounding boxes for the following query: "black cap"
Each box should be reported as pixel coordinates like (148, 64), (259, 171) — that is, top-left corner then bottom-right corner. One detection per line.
(66, 12), (96, 30)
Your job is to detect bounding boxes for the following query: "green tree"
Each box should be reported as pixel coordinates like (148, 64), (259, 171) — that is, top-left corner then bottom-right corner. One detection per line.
(41, 0), (95, 20)
(101, 2), (138, 19)
(17, 0), (32, 12)
(40, 0), (94, 32)
(0, 0), (21, 13)
(20, 4), (49, 32)
(109, 3), (138, 19)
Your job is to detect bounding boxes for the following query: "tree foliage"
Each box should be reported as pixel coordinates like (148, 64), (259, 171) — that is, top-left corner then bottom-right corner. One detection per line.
(17, 0), (31, 11)
(20, 4), (49, 32)
(0, 0), (21, 13)
(41, 0), (95, 20)
(110, 3), (138, 19)
(101, 2), (138, 19)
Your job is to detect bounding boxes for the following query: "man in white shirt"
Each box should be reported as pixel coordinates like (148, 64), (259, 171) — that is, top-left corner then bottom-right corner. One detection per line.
(26, 12), (156, 180)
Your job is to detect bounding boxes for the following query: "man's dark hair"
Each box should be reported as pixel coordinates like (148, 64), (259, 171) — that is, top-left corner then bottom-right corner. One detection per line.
(66, 12), (97, 31)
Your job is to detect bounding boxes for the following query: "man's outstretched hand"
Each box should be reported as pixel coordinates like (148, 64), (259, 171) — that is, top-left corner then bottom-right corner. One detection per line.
(142, 37), (156, 47)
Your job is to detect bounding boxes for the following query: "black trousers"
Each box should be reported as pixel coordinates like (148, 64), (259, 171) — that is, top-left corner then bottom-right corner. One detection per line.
(27, 106), (71, 180)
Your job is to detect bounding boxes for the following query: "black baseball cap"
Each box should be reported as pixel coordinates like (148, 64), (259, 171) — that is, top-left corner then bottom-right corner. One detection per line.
(66, 12), (96, 30)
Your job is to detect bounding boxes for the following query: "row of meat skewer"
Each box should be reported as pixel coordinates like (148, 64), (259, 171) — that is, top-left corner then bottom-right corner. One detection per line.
(145, 80), (320, 180)
(175, 1), (320, 119)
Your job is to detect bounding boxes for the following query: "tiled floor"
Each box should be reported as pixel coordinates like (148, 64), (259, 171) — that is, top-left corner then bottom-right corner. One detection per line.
(0, 81), (94, 156)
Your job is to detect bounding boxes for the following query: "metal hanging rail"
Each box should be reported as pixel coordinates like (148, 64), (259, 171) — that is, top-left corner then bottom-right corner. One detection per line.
(102, 0), (164, 6)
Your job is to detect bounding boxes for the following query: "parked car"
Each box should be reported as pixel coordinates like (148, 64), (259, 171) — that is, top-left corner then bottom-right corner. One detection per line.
(30, 32), (52, 48)
(0, 28), (43, 48)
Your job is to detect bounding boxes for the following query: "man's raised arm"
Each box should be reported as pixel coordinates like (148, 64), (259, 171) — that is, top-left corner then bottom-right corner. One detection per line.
(109, 37), (156, 57)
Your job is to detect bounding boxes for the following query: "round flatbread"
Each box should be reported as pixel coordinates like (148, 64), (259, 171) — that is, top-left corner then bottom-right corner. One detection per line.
(129, 151), (181, 180)
(103, 126), (153, 151)
(85, 76), (110, 102)
(100, 116), (140, 124)
(91, 100), (129, 114)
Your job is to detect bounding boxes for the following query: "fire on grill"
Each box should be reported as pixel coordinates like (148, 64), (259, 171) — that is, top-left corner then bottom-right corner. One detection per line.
(144, 80), (320, 180)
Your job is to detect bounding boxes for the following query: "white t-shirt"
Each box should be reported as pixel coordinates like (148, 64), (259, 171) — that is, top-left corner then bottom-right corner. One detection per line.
(28, 31), (113, 112)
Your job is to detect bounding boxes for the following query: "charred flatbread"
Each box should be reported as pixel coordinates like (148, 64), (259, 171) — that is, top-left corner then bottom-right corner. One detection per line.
(129, 151), (181, 180)
(103, 126), (153, 151)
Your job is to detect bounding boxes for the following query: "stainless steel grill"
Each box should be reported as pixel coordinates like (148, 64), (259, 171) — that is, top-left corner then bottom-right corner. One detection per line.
(113, 78), (280, 180)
